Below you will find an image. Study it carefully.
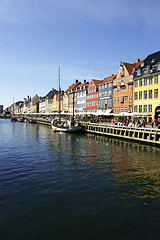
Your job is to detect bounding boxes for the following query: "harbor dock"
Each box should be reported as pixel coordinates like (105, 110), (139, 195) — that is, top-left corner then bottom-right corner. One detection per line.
(81, 122), (160, 145)
(10, 115), (160, 145)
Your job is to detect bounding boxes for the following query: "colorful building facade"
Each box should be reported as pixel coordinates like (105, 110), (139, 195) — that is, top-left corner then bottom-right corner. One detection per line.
(113, 61), (142, 114)
(86, 79), (100, 113)
(98, 74), (116, 111)
(76, 80), (89, 113)
(133, 51), (160, 121)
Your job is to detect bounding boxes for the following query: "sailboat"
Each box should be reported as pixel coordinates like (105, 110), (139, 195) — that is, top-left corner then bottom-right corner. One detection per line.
(51, 67), (82, 132)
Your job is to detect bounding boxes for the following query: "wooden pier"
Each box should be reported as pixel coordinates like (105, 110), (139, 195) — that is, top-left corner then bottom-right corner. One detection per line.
(11, 114), (160, 145)
(81, 123), (160, 145)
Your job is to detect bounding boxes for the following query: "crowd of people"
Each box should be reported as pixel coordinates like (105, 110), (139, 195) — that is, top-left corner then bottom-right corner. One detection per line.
(114, 117), (146, 127)
(113, 117), (160, 129)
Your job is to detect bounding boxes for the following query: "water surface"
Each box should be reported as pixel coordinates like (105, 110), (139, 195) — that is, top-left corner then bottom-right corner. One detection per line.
(0, 119), (160, 240)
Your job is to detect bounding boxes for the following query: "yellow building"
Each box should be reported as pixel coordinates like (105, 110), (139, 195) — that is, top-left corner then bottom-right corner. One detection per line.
(45, 99), (49, 113)
(133, 51), (160, 122)
(52, 93), (63, 112)
(62, 92), (69, 112)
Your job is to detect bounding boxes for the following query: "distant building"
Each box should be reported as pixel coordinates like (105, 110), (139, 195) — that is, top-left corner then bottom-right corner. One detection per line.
(45, 88), (58, 113)
(65, 79), (82, 114)
(76, 80), (89, 113)
(0, 105), (3, 114)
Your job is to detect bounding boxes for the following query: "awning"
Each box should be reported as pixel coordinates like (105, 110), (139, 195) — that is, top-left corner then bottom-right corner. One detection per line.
(96, 109), (113, 116)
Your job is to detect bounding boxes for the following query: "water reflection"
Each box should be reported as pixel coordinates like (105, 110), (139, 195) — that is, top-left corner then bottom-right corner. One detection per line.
(87, 134), (160, 199)
(12, 122), (160, 200)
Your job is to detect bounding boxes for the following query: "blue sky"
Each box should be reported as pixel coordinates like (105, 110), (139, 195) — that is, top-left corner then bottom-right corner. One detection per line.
(0, 0), (160, 108)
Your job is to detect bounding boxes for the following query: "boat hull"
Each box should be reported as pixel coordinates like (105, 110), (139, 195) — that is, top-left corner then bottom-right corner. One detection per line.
(52, 124), (82, 132)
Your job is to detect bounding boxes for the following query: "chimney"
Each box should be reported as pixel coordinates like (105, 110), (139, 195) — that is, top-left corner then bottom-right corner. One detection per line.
(83, 79), (86, 83)
(75, 79), (78, 83)
(136, 58), (140, 63)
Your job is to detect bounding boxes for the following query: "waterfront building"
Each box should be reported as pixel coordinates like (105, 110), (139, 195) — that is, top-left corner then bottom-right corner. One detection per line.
(76, 80), (89, 113)
(30, 94), (40, 113)
(86, 79), (100, 113)
(98, 74), (116, 111)
(22, 96), (31, 113)
(66, 80), (81, 114)
(11, 101), (24, 114)
(39, 97), (46, 113)
(133, 51), (160, 121)
(62, 92), (69, 113)
(0, 105), (3, 114)
(52, 92), (64, 113)
(45, 88), (58, 113)
(113, 60), (142, 114)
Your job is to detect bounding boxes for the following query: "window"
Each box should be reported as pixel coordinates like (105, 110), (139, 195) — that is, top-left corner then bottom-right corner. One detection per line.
(129, 95), (132, 101)
(117, 97), (120, 102)
(125, 86), (128, 91)
(125, 106), (128, 112)
(121, 106), (123, 112)
(129, 85), (132, 91)
(143, 105), (147, 113)
(155, 75), (158, 84)
(134, 92), (138, 100)
(114, 97), (116, 103)
(144, 90), (147, 99)
(114, 88), (116, 93)
(121, 77), (124, 83)
(149, 90), (152, 99)
(117, 87), (120, 93)
(154, 89), (158, 98)
(149, 77), (152, 85)
(121, 87), (124, 92)
(139, 105), (142, 113)
(144, 78), (147, 86)
(129, 75), (132, 81)
(125, 96), (128, 102)
(148, 105), (152, 113)
(105, 84), (107, 88)
(113, 79), (116, 85)
(139, 91), (142, 100)
(114, 107), (116, 113)
(125, 76), (128, 82)
(134, 105), (137, 112)
(139, 78), (142, 87)
(135, 80), (138, 88)
(137, 69), (141, 76)
(117, 107), (120, 113)
(117, 78), (120, 84)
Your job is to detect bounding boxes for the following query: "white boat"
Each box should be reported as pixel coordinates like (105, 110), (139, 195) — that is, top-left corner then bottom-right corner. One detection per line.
(51, 67), (82, 133)
(51, 118), (82, 132)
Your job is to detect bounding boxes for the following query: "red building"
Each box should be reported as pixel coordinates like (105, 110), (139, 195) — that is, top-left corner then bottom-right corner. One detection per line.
(86, 79), (101, 113)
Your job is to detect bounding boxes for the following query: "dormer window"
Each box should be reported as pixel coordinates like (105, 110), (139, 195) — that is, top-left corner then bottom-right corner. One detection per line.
(157, 63), (160, 71)
(151, 59), (155, 63)
(137, 69), (141, 76)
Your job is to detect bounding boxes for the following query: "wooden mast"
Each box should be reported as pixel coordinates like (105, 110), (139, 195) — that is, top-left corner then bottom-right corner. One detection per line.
(58, 67), (61, 124)
(72, 90), (74, 123)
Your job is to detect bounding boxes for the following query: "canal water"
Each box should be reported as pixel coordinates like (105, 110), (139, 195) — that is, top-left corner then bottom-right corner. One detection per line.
(0, 119), (160, 240)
